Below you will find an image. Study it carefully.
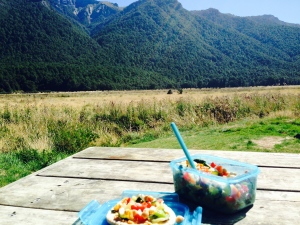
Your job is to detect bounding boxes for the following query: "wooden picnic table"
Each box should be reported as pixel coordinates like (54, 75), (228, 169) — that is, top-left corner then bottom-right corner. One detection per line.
(0, 147), (299, 225)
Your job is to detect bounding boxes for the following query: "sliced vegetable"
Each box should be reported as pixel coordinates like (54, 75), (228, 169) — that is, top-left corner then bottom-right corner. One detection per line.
(151, 216), (170, 223)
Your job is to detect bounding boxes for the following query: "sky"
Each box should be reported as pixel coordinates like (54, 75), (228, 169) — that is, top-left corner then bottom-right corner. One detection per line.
(110, 0), (300, 24)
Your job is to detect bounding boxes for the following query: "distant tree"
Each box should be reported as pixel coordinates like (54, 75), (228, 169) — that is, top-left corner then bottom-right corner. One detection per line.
(177, 88), (183, 94)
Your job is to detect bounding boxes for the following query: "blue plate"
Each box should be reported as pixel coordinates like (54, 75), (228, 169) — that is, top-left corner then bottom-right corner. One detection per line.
(78, 190), (202, 225)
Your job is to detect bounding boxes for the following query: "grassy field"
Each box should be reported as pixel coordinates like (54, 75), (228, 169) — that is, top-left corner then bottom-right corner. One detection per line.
(129, 117), (300, 152)
(1, 86), (299, 108)
(0, 86), (300, 187)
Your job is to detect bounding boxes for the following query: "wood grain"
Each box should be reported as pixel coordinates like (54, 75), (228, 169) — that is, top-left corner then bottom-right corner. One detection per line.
(0, 147), (299, 225)
(0, 205), (77, 225)
(74, 147), (300, 168)
(37, 157), (300, 191)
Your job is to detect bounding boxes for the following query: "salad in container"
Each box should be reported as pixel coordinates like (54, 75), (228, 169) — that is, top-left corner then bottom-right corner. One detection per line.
(170, 154), (260, 214)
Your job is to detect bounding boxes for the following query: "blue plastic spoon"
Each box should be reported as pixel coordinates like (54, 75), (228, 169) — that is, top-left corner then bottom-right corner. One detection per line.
(170, 122), (196, 169)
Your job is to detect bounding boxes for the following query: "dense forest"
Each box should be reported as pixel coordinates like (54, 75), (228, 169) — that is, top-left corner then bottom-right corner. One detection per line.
(0, 0), (300, 93)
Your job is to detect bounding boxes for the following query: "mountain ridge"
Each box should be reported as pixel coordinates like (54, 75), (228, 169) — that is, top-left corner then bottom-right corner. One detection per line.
(192, 8), (300, 27)
(0, 0), (299, 93)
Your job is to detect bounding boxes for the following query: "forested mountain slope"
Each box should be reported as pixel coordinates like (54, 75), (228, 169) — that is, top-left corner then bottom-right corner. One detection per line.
(0, 0), (299, 93)
(0, 0), (106, 92)
(193, 8), (300, 61)
(92, 0), (300, 87)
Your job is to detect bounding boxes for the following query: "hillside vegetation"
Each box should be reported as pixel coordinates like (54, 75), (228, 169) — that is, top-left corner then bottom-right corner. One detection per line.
(0, 0), (300, 93)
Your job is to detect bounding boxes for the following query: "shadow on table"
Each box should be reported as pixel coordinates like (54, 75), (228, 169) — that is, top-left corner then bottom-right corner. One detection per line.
(201, 206), (252, 225)
(73, 207), (252, 225)
(180, 198), (253, 225)
(72, 218), (83, 225)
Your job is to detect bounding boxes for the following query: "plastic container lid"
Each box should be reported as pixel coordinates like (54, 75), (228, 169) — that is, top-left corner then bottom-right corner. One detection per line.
(170, 154), (260, 183)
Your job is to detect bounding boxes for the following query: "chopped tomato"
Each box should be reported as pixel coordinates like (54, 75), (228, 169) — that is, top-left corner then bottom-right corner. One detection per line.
(142, 201), (152, 208)
(126, 197), (130, 204)
(134, 213), (147, 223)
(210, 162), (216, 168)
(131, 203), (145, 211)
(226, 196), (235, 203)
(131, 205), (138, 210)
(222, 168), (228, 176)
(215, 165), (223, 175)
(183, 172), (190, 181)
(131, 202), (151, 211)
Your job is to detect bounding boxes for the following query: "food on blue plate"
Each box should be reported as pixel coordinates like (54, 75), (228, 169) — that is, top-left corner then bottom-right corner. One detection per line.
(106, 194), (182, 225)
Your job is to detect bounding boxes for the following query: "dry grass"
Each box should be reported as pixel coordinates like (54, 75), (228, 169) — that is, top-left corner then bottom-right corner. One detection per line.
(251, 136), (290, 149)
(1, 86), (299, 108)
(0, 86), (299, 152)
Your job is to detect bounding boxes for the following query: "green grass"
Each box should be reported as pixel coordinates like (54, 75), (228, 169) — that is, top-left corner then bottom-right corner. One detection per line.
(0, 149), (68, 187)
(127, 117), (300, 153)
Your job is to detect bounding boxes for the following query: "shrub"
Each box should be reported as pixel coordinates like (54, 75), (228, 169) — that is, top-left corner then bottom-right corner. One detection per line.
(167, 89), (173, 94)
(14, 148), (60, 169)
(48, 120), (99, 154)
(2, 107), (11, 123)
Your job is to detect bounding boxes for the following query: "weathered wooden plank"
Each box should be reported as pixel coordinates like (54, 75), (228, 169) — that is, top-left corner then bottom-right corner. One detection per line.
(0, 205), (77, 225)
(73, 147), (300, 168)
(1, 175), (299, 225)
(0, 176), (175, 211)
(37, 157), (300, 191)
(1, 175), (299, 211)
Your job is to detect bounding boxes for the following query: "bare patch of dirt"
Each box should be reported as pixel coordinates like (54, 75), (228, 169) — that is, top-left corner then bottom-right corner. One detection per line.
(252, 136), (288, 149)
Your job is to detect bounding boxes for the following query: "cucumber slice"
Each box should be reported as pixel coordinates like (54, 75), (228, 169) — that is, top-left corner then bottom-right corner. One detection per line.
(151, 216), (170, 223)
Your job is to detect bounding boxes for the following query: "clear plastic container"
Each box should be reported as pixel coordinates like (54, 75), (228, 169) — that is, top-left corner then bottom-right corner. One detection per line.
(170, 154), (260, 214)
(78, 190), (202, 225)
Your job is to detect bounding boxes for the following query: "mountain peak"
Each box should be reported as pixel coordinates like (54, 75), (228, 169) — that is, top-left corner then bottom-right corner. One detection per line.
(246, 14), (300, 27)
(136, 0), (181, 7)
